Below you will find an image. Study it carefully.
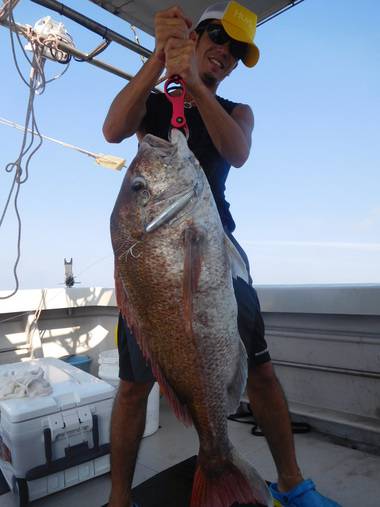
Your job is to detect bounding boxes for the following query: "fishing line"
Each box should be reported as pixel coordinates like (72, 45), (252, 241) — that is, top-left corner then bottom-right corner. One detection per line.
(75, 253), (113, 278)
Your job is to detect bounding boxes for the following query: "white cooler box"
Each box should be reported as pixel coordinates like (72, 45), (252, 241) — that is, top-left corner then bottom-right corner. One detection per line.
(0, 358), (115, 505)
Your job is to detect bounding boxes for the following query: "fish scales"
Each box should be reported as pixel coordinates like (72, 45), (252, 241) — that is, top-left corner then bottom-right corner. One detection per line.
(111, 130), (273, 507)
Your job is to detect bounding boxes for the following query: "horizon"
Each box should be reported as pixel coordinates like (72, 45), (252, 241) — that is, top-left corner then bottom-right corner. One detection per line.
(0, 0), (379, 294)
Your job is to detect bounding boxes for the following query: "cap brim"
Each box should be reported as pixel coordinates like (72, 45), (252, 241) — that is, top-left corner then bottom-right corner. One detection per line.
(244, 44), (260, 67)
(221, 19), (260, 67)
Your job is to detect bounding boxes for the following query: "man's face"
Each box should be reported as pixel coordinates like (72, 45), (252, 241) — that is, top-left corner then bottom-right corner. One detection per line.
(194, 21), (241, 88)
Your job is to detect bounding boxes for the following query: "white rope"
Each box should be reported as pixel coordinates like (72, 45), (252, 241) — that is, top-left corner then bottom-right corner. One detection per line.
(0, 7), (71, 300)
(0, 117), (126, 170)
(0, 117), (100, 158)
(0, 0), (19, 21)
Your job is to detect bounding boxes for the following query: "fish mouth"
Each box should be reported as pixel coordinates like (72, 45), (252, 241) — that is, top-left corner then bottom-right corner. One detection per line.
(141, 134), (174, 154)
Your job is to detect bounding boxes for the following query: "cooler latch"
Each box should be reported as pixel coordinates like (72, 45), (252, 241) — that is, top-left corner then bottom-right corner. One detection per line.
(47, 408), (93, 439)
(77, 407), (93, 431)
(62, 410), (80, 433)
(42, 412), (102, 470)
(47, 413), (65, 441)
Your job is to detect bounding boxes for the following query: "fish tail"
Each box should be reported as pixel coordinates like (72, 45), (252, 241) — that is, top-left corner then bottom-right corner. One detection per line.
(190, 447), (273, 507)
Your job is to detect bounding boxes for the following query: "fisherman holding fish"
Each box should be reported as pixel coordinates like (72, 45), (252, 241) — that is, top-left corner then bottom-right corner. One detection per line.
(103, 2), (342, 507)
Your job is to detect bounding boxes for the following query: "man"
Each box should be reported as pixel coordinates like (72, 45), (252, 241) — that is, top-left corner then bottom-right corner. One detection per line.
(103, 3), (341, 507)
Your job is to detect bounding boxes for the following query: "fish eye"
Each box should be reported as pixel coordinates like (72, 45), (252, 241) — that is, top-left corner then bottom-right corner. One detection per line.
(131, 176), (147, 191)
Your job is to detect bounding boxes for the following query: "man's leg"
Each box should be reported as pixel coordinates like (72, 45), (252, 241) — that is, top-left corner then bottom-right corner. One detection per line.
(108, 379), (153, 507)
(247, 361), (303, 492)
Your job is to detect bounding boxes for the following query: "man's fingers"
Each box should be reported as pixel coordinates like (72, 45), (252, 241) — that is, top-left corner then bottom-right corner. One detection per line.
(155, 6), (192, 33)
(155, 5), (188, 23)
(160, 5), (186, 18)
(157, 26), (188, 41)
(166, 47), (193, 61)
(161, 17), (188, 28)
(165, 37), (185, 50)
(165, 38), (196, 80)
(184, 16), (193, 29)
(154, 6), (193, 63)
(165, 41), (195, 66)
(155, 18), (190, 42)
(165, 37), (195, 50)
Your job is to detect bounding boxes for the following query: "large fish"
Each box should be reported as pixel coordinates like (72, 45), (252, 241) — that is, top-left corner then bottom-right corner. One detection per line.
(111, 129), (273, 507)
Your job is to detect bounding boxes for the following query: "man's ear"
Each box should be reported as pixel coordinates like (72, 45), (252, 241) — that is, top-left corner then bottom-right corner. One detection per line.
(190, 30), (197, 42)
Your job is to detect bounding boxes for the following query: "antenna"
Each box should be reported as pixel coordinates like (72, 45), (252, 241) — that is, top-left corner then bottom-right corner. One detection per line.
(64, 258), (80, 287)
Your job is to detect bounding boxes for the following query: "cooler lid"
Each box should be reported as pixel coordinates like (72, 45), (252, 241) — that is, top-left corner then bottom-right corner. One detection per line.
(0, 358), (115, 423)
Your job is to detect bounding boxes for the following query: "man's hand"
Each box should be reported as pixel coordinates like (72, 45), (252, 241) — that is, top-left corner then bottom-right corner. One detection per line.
(164, 34), (202, 93)
(154, 6), (192, 63)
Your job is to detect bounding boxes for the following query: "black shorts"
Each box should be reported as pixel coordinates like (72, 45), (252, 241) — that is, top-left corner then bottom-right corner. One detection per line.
(117, 234), (270, 383)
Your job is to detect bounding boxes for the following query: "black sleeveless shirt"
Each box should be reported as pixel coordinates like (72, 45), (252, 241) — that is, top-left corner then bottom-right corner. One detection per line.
(142, 92), (238, 232)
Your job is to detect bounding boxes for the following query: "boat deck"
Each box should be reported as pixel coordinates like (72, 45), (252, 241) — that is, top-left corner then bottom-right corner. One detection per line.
(2, 397), (379, 507)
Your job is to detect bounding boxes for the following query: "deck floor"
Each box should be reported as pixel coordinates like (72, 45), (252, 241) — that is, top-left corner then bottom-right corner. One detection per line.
(2, 398), (380, 507)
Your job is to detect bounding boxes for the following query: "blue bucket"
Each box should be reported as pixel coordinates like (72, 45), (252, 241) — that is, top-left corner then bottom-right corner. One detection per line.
(61, 354), (92, 373)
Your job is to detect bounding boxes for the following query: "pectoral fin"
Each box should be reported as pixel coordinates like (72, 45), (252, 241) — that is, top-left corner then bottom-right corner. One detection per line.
(224, 232), (249, 283)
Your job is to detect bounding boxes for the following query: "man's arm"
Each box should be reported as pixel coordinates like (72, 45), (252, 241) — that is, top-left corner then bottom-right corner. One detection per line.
(164, 37), (254, 167)
(103, 6), (192, 143)
(102, 55), (164, 143)
(193, 86), (254, 168)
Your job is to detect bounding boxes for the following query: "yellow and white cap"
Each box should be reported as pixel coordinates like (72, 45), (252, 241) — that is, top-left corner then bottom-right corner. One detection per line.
(196, 1), (260, 67)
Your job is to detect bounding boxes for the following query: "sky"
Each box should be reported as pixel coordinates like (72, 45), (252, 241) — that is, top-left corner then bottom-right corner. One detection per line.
(0, 0), (379, 294)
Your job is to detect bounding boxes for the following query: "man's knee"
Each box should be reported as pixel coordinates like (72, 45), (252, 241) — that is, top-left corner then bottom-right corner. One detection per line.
(116, 379), (154, 408)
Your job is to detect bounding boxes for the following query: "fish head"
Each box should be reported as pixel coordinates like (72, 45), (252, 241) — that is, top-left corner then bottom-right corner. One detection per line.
(111, 129), (202, 245)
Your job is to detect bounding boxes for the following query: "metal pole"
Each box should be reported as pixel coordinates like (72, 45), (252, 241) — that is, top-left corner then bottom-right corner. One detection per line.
(258, 0), (305, 26)
(0, 17), (163, 88)
(30, 0), (152, 59)
(57, 38), (136, 80)
(0, 17), (135, 81)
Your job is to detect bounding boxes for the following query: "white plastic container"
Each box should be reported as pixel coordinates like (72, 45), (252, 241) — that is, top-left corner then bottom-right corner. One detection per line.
(0, 358), (115, 504)
(98, 349), (160, 437)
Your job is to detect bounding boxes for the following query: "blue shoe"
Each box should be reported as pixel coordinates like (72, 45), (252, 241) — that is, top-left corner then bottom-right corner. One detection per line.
(269, 479), (342, 507)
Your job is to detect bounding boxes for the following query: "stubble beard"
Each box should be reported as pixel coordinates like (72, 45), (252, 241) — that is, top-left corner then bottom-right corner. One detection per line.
(201, 72), (218, 89)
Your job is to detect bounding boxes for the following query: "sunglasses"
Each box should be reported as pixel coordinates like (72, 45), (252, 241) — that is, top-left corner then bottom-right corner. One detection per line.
(197, 23), (248, 61)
